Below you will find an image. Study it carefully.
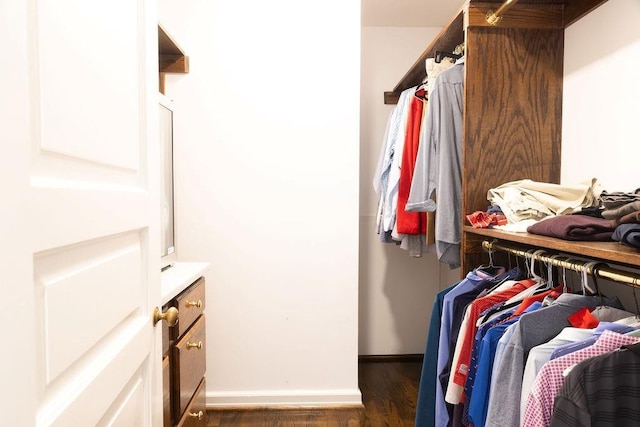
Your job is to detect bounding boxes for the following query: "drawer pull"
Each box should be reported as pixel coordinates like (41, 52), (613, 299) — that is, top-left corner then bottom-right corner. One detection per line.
(185, 299), (202, 309)
(188, 410), (204, 421)
(152, 306), (179, 327)
(187, 341), (203, 350)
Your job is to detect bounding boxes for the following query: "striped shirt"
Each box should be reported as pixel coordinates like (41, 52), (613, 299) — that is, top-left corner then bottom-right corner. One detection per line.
(551, 341), (640, 426)
(523, 330), (640, 427)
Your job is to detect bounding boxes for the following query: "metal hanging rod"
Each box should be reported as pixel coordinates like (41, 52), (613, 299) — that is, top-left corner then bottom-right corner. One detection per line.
(486, 0), (519, 26)
(482, 240), (640, 288)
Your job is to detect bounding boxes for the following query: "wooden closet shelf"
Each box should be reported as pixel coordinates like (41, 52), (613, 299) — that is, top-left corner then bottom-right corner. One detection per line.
(384, 0), (616, 274)
(383, 0), (610, 105)
(158, 24), (189, 74)
(383, 6), (464, 104)
(464, 226), (640, 268)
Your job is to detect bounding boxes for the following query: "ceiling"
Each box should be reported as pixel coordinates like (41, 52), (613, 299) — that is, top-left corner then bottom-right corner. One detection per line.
(361, 0), (463, 27)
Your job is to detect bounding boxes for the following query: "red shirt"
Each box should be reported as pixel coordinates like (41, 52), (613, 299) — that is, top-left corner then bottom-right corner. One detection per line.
(452, 279), (538, 395)
(397, 90), (427, 235)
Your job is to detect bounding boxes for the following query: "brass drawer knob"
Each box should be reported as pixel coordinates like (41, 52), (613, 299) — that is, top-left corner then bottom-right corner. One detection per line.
(187, 341), (203, 350)
(188, 410), (204, 420)
(185, 299), (202, 308)
(153, 306), (179, 327)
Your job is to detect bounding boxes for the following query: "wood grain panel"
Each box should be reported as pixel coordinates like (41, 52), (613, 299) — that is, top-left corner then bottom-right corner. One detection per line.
(172, 277), (206, 339)
(173, 314), (206, 421)
(159, 54), (189, 74)
(466, 0), (609, 27)
(461, 26), (563, 272)
(462, 26), (563, 216)
(177, 378), (206, 427)
(467, 3), (563, 29)
(464, 226), (640, 268)
(158, 24), (185, 56)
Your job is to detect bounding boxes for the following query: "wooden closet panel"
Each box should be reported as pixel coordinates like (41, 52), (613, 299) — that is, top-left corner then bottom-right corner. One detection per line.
(462, 27), (563, 215)
(461, 27), (563, 272)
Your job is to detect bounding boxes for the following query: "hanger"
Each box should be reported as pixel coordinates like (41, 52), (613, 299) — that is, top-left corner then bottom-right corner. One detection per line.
(580, 260), (600, 295)
(632, 277), (640, 318)
(523, 249), (535, 279)
(590, 262), (609, 306)
(487, 242), (496, 268)
(545, 254), (561, 290)
(476, 240), (499, 275)
(561, 258), (569, 294)
(531, 249), (547, 284)
(434, 50), (462, 64)
(413, 85), (427, 101)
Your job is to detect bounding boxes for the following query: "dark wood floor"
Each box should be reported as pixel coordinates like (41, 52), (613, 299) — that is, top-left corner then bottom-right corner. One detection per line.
(206, 358), (423, 426)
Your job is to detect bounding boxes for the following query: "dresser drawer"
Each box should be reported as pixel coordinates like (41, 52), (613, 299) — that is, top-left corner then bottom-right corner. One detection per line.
(162, 355), (171, 427)
(176, 378), (206, 427)
(172, 314), (206, 418)
(173, 277), (205, 338)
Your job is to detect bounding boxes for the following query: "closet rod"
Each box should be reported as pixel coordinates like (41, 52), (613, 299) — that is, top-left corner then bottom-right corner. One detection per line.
(486, 0), (519, 25)
(482, 240), (640, 288)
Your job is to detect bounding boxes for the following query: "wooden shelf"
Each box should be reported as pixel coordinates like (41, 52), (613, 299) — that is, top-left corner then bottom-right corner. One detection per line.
(464, 226), (640, 268)
(383, 0), (610, 105)
(158, 23), (189, 94)
(383, 6), (464, 104)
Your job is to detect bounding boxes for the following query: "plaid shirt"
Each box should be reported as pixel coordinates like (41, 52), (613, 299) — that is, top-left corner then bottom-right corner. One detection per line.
(466, 211), (508, 228)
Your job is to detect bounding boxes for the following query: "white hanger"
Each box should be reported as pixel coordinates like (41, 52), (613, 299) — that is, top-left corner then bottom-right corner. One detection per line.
(529, 249), (547, 285)
(545, 254), (564, 291)
(581, 260), (600, 295)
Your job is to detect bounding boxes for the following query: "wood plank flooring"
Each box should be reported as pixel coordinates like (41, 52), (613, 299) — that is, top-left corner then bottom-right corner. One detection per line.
(206, 358), (423, 426)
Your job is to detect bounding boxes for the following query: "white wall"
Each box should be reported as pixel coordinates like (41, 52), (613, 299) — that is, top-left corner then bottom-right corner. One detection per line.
(158, 0), (361, 407)
(359, 26), (461, 355)
(562, 0), (640, 191)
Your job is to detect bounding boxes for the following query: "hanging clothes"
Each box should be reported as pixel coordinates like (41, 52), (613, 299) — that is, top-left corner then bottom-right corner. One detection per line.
(374, 85), (433, 256)
(417, 247), (640, 427)
(550, 341), (640, 426)
(396, 88), (428, 253)
(523, 330), (640, 427)
(405, 57), (464, 268)
(431, 266), (522, 427)
(373, 87), (414, 242)
(415, 281), (459, 427)
(483, 294), (623, 427)
(445, 277), (539, 405)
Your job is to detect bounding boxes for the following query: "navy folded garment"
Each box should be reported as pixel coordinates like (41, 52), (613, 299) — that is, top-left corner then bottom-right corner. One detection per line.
(612, 223), (640, 248)
(527, 215), (615, 241)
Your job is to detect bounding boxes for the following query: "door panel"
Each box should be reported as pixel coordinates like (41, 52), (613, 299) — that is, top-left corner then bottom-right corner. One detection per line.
(35, 231), (143, 384)
(97, 374), (146, 427)
(20, 0), (162, 426)
(36, 327), (150, 426)
(36, 0), (141, 170)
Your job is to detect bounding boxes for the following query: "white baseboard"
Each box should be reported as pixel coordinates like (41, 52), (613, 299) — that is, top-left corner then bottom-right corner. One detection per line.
(206, 388), (363, 408)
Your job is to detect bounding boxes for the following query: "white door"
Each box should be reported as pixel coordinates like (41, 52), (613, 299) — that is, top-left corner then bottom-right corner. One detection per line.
(2, 0), (163, 426)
